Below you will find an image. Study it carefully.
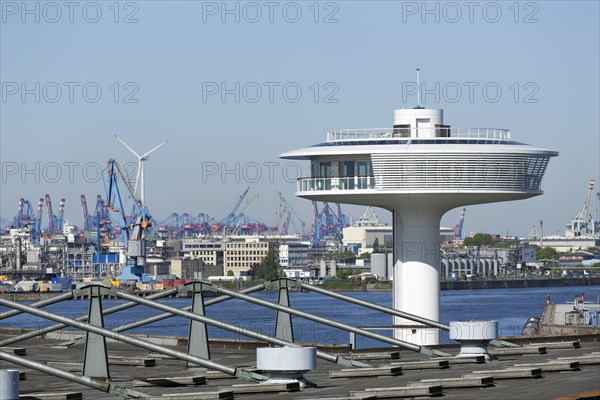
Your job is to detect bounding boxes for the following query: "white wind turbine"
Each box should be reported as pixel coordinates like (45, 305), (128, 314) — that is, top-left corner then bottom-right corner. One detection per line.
(114, 135), (168, 206)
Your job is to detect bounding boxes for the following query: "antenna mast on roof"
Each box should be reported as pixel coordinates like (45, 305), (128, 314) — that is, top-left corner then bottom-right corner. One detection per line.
(416, 68), (421, 108)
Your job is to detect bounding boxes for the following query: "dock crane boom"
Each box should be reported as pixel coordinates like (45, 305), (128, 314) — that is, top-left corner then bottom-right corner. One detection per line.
(453, 208), (466, 240)
(34, 199), (43, 238)
(104, 159), (153, 280)
(45, 194), (55, 233)
(312, 201), (321, 244)
(218, 187), (250, 233)
(276, 190), (306, 236)
(13, 199), (35, 229)
(81, 195), (90, 231)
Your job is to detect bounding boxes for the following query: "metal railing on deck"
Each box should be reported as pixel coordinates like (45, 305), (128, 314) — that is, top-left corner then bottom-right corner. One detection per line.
(327, 127), (511, 142)
(297, 176), (376, 192)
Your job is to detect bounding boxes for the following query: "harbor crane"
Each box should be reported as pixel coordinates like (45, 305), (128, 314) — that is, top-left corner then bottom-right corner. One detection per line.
(10, 198), (43, 241)
(57, 198), (65, 233)
(44, 195), (55, 233)
(211, 187), (250, 235)
(195, 213), (213, 236)
(80, 195), (90, 232)
(43, 194), (65, 233)
(355, 207), (381, 227)
(104, 159), (153, 280)
(276, 190), (307, 236)
(0, 217), (11, 233)
(231, 194), (265, 235)
(277, 208), (292, 235)
(566, 179), (597, 237)
(34, 198), (43, 238)
(453, 208), (466, 240)
(311, 201), (347, 244)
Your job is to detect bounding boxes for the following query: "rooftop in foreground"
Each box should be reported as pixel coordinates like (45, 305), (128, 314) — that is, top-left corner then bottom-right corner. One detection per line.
(3, 334), (599, 399)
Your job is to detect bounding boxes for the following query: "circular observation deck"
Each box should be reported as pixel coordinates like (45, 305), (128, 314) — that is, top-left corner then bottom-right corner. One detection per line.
(280, 126), (558, 210)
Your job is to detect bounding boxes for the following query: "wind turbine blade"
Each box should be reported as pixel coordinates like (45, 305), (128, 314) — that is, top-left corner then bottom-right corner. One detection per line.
(114, 134), (141, 159)
(141, 139), (168, 159)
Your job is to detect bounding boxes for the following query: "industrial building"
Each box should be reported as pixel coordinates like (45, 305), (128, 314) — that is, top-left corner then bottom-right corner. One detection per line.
(342, 224), (455, 255)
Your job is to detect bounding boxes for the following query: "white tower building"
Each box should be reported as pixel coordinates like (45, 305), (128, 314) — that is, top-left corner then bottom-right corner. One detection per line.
(280, 106), (558, 345)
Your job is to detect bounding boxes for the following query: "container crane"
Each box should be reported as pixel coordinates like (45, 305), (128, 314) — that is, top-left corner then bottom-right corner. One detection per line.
(104, 159), (152, 280)
(34, 198), (43, 238)
(276, 190), (307, 237)
(212, 187), (250, 235)
(93, 195), (113, 234)
(277, 209), (292, 235)
(355, 207), (381, 227)
(13, 198), (35, 229)
(10, 198), (41, 242)
(222, 187), (250, 228)
(311, 201), (322, 244)
(13, 198), (25, 228)
(311, 202), (346, 244)
(322, 202), (334, 237)
(453, 208), (466, 240)
(0, 217), (12, 233)
(57, 198), (65, 232)
(158, 213), (179, 235)
(195, 213), (213, 236)
(42, 195), (65, 234)
(336, 203), (351, 227)
(231, 193), (260, 235)
(566, 179), (597, 237)
(323, 202), (345, 240)
(180, 213), (199, 237)
(44, 194), (55, 233)
(81, 195), (90, 231)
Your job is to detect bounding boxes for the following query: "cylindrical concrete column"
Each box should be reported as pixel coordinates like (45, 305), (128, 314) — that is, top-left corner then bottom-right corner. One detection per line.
(392, 207), (444, 345)
(319, 259), (326, 278)
(328, 260), (337, 277)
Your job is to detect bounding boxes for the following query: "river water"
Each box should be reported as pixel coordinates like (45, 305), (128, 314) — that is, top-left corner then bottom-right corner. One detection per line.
(2, 285), (598, 348)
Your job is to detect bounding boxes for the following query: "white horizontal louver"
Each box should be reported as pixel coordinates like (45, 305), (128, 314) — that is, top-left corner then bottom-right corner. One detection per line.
(370, 153), (550, 192)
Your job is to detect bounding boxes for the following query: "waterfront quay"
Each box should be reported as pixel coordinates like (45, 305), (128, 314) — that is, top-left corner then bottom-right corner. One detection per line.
(3, 277), (599, 302)
(2, 333), (599, 399)
(440, 276), (600, 290)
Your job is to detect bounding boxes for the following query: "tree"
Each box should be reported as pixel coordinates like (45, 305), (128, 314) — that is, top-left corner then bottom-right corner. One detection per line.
(330, 250), (356, 260)
(336, 269), (349, 279)
(226, 270), (234, 277)
(254, 251), (279, 281)
(373, 237), (380, 253)
(463, 233), (493, 247)
(536, 246), (559, 261)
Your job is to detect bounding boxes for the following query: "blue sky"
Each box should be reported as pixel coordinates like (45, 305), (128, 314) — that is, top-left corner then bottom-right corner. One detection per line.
(1, 0), (599, 237)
